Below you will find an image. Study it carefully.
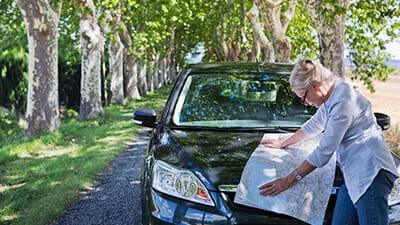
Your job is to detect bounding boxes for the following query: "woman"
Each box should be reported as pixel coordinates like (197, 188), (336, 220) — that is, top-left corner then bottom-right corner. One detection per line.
(259, 56), (398, 225)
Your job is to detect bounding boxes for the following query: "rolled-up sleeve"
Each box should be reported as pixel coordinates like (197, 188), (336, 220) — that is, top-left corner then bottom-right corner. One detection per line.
(307, 96), (354, 168)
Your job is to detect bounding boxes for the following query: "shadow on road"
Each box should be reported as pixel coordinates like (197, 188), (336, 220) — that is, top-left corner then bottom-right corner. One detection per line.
(53, 128), (151, 225)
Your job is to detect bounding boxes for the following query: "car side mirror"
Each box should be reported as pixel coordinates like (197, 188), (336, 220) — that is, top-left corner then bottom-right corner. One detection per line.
(132, 108), (157, 128)
(374, 112), (391, 131)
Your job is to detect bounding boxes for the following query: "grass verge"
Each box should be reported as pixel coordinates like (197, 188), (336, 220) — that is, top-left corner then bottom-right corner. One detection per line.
(0, 85), (171, 225)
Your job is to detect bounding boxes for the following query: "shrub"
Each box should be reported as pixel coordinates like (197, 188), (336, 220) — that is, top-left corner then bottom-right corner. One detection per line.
(0, 106), (22, 142)
(385, 123), (400, 156)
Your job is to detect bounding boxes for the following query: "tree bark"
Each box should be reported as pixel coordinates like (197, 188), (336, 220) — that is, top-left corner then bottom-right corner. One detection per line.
(167, 55), (177, 82)
(257, 0), (297, 63)
(124, 52), (140, 100)
(101, 10), (125, 105)
(239, 0), (249, 61)
(302, 0), (349, 76)
(137, 57), (148, 95)
(214, 20), (230, 61)
(146, 59), (155, 92)
(247, 1), (274, 62)
(108, 35), (125, 104)
(152, 56), (160, 90)
(166, 25), (177, 83)
(119, 23), (140, 100)
(17, 0), (61, 136)
(78, 0), (104, 120)
(157, 57), (165, 87)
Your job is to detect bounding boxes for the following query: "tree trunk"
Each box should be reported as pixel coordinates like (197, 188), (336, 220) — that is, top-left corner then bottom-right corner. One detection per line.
(152, 57), (159, 90)
(17, 0), (61, 136)
(100, 37), (108, 105)
(101, 10), (125, 105)
(302, 0), (349, 76)
(214, 21), (230, 61)
(119, 23), (140, 100)
(108, 35), (125, 104)
(146, 59), (155, 92)
(167, 54), (177, 82)
(124, 52), (140, 100)
(247, 1), (274, 62)
(213, 18), (244, 62)
(257, 0), (296, 63)
(138, 57), (148, 95)
(78, 0), (103, 120)
(239, 0), (249, 61)
(228, 42), (241, 61)
(161, 57), (170, 85)
(157, 57), (165, 87)
(166, 25), (177, 82)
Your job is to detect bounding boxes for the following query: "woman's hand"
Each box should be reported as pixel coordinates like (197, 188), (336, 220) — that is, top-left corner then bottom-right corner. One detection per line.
(258, 176), (291, 196)
(258, 161), (317, 197)
(260, 135), (284, 148)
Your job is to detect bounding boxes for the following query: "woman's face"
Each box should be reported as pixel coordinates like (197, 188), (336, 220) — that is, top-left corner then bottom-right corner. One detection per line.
(294, 84), (324, 108)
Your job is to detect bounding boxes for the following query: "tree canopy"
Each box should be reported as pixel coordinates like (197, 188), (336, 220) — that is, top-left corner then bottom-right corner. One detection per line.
(1, 0), (399, 135)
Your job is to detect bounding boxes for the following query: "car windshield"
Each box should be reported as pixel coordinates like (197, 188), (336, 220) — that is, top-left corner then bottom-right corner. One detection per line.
(171, 73), (316, 128)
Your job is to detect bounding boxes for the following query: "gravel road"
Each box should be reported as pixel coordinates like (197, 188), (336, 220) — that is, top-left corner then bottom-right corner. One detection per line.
(53, 129), (150, 225)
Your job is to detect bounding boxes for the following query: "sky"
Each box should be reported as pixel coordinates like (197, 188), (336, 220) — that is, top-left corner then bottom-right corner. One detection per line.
(386, 42), (400, 59)
(185, 41), (400, 63)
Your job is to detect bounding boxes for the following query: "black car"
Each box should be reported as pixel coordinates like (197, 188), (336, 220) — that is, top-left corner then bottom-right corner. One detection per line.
(133, 62), (400, 225)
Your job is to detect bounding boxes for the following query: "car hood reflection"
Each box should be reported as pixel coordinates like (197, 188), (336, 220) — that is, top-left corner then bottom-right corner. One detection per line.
(159, 128), (265, 188)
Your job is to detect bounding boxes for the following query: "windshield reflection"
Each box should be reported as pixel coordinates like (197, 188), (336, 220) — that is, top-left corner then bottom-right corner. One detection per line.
(172, 73), (316, 128)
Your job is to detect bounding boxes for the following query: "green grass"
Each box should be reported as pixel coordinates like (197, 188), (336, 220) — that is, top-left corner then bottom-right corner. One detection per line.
(0, 85), (171, 225)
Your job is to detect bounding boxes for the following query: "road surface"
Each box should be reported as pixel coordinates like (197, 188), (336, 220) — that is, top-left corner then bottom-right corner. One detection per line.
(52, 129), (150, 225)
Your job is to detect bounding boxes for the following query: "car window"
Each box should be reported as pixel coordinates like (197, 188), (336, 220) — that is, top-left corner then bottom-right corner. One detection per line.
(171, 73), (316, 128)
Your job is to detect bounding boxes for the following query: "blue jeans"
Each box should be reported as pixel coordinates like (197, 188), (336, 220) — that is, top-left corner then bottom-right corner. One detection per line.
(331, 170), (396, 225)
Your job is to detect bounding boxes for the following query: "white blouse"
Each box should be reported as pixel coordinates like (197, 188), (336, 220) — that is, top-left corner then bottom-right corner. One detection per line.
(301, 79), (398, 204)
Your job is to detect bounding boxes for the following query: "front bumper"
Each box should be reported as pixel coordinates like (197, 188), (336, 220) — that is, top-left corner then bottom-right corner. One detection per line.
(146, 188), (400, 225)
(146, 188), (308, 225)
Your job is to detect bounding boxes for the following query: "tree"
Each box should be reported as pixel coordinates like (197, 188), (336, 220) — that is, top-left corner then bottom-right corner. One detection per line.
(302, 0), (349, 76)
(0, 1), (28, 115)
(199, 0), (251, 62)
(101, 7), (125, 105)
(246, 0), (274, 62)
(346, 0), (400, 92)
(78, 0), (104, 120)
(257, 0), (297, 63)
(119, 23), (141, 100)
(300, 0), (399, 88)
(16, 0), (61, 136)
(286, 2), (319, 61)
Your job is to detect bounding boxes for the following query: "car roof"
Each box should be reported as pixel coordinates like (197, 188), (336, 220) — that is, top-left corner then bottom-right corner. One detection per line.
(188, 61), (294, 74)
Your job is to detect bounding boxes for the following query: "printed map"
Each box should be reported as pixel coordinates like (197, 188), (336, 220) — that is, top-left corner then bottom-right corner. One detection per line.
(234, 133), (336, 225)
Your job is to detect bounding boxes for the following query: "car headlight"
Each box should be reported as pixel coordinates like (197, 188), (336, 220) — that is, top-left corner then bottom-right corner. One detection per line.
(152, 160), (215, 207)
(389, 178), (400, 206)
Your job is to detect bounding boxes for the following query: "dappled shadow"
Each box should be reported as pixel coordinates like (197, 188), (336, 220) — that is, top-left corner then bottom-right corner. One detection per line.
(51, 129), (150, 225)
(0, 122), (149, 225)
(0, 85), (171, 224)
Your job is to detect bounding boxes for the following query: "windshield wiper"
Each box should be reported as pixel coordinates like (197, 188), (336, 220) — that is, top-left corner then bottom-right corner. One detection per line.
(250, 126), (299, 133)
(168, 126), (250, 132)
(273, 126), (300, 132)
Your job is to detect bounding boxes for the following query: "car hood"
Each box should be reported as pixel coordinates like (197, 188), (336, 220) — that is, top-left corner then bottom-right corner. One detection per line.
(156, 128), (265, 190)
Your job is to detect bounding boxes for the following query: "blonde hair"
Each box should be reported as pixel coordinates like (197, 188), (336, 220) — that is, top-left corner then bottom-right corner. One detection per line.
(290, 56), (337, 91)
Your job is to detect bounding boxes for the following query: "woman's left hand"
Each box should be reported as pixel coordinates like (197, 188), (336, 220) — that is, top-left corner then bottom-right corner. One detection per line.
(259, 177), (291, 196)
